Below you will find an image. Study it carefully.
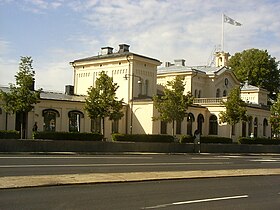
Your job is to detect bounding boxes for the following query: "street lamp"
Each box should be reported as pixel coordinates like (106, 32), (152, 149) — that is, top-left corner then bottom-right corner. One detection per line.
(124, 73), (142, 134)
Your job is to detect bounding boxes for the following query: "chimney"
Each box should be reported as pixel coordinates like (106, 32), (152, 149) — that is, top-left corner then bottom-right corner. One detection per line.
(174, 59), (185, 66)
(65, 85), (74, 95)
(101, 47), (113, 55)
(118, 44), (130, 53)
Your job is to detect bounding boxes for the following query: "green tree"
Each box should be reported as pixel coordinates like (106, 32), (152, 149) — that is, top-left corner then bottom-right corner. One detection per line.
(270, 93), (280, 137)
(228, 48), (280, 100)
(153, 76), (193, 136)
(0, 56), (40, 138)
(85, 71), (124, 137)
(219, 87), (247, 138)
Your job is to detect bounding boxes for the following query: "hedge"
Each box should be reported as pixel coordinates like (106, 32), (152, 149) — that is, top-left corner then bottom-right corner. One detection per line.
(0, 130), (20, 139)
(33, 131), (103, 141)
(238, 137), (280, 145)
(112, 134), (175, 143)
(180, 135), (232, 144)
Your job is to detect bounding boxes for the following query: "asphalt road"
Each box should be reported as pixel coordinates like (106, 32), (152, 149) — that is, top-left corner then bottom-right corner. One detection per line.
(0, 153), (280, 177)
(0, 175), (279, 210)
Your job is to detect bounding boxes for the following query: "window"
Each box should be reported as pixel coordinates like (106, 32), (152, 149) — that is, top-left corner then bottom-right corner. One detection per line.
(209, 115), (218, 135)
(145, 79), (149, 96)
(223, 90), (227, 97)
(160, 121), (167, 134)
(91, 118), (101, 133)
(176, 120), (182, 134)
(216, 89), (220, 98)
(43, 109), (59, 132)
(187, 113), (195, 136)
(248, 116), (253, 137)
(197, 114), (204, 135)
(242, 121), (247, 137)
(194, 89), (197, 97)
(198, 90), (201, 98)
(68, 111), (84, 132)
(263, 118), (268, 136)
(254, 117), (258, 137)
(232, 124), (235, 135)
(112, 119), (119, 134)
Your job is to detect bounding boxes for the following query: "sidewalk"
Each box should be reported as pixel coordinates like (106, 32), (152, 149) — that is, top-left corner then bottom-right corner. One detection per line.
(1, 168), (280, 189)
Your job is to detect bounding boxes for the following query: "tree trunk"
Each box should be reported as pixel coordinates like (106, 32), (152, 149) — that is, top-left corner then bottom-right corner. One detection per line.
(172, 120), (175, 136)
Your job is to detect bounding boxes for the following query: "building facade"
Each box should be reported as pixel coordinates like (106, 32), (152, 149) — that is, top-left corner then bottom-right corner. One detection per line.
(0, 45), (271, 141)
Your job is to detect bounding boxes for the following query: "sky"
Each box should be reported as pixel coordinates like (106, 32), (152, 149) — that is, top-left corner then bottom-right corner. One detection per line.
(1, 0), (280, 92)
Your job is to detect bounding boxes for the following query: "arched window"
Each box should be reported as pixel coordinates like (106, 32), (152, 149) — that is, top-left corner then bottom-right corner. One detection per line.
(187, 113), (195, 136)
(209, 115), (218, 135)
(263, 118), (268, 136)
(198, 90), (201, 98)
(112, 119), (119, 134)
(254, 117), (258, 137)
(216, 89), (220, 98)
(91, 118), (101, 133)
(68, 110), (84, 132)
(194, 89), (197, 98)
(197, 114), (204, 135)
(145, 79), (149, 96)
(223, 90), (227, 97)
(160, 121), (167, 134)
(176, 120), (182, 134)
(42, 109), (60, 132)
(242, 121), (247, 137)
(248, 116), (253, 137)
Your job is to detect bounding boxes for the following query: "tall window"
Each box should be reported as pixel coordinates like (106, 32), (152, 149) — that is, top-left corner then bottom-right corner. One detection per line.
(223, 90), (227, 97)
(176, 120), (182, 134)
(160, 121), (167, 134)
(187, 113), (195, 136)
(43, 109), (59, 132)
(242, 121), (247, 137)
(263, 118), (268, 136)
(209, 115), (218, 135)
(232, 124), (236, 136)
(91, 118), (101, 133)
(194, 89), (197, 97)
(254, 117), (258, 137)
(197, 114), (204, 135)
(216, 89), (220, 98)
(112, 119), (119, 134)
(248, 116), (252, 136)
(145, 79), (149, 96)
(198, 90), (201, 98)
(68, 111), (84, 132)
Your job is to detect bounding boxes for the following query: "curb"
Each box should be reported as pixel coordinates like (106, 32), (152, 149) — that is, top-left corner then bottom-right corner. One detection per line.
(1, 168), (280, 189)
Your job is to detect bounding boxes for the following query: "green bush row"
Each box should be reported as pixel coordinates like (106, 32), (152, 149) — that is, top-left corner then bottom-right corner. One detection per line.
(112, 134), (175, 143)
(238, 137), (280, 145)
(180, 135), (233, 144)
(0, 130), (20, 139)
(33, 131), (103, 141)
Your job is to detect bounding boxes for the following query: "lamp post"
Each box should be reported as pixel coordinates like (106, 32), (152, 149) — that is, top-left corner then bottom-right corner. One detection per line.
(124, 73), (142, 134)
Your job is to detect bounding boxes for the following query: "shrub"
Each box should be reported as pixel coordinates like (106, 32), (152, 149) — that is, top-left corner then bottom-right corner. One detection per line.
(238, 137), (280, 145)
(0, 130), (20, 139)
(112, 134), (174, 143)
(33, 131), (103, 141)
(180, 135), (232, 144)
(180, 135), (194, 143)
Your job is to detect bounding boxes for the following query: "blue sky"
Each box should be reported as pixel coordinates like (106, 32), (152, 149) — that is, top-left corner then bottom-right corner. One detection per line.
(1, 0), (280, 92)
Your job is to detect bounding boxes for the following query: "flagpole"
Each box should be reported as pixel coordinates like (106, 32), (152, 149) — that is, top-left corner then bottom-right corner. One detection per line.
(221, 13), (224, 52)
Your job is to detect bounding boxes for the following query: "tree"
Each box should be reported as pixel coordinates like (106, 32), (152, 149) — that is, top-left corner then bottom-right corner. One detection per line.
(153, 76), (193, 136)
(84, 71), (124, 137)
(0, 56), (40, 138)
(228, 48), (280, 100)
(219, 87), (247, 138)
(270, 93), (280, 137)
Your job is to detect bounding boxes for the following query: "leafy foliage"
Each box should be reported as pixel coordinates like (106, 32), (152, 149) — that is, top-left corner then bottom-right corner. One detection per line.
(112, 133), (174, 143)
(219, 87), (247, 126)
(153, 76), (193, 135)
(33, 131), (103, 141)
(228, 49), (280, 100)
(85, 71), (124, 135)
(270, 93), (280, 137)
(0, 56), (40, 114)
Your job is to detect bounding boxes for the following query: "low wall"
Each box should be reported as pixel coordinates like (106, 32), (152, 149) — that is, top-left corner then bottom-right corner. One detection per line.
(0, 139), (280, 153)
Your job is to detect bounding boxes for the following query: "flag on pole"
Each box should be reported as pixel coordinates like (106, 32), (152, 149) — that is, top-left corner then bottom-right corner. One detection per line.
(224, 14), (242, 26)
